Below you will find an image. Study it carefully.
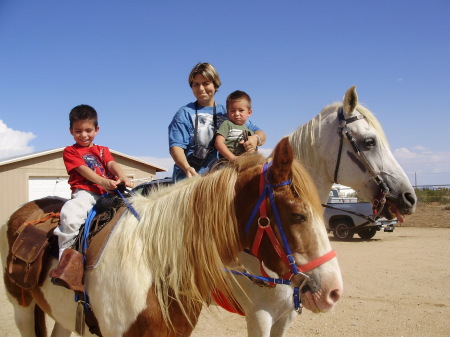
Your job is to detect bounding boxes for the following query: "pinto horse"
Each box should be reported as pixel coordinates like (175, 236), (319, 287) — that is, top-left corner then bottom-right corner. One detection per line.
(221, 86), (417, 337)
(1, 138), (343, 337)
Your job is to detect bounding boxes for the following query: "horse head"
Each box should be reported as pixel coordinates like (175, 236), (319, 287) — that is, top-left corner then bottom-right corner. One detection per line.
(234, 137), (343, 313)
(338, 86), (417, 220)
(292, 86), (417, 222)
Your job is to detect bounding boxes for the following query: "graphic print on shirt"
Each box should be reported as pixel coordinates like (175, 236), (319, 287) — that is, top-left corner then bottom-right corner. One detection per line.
(196, 113), (227, 147)
(227, 128), (246, 143)
(82, 153), (114, 179)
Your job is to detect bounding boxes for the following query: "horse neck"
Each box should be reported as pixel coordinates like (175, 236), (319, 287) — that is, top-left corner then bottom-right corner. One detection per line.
(289, 113), (335, 205)
(113, 174), (243, 323)
(312, 176), (334, 205)
(306, 166), (334, 205)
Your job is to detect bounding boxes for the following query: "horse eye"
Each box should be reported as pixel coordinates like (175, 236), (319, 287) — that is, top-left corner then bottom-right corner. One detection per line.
(291, 213), (307, 224)
(364, 137), (376, 148)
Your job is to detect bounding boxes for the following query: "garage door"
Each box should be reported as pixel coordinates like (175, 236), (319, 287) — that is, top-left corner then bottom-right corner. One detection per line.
(28, 177), (71, 201)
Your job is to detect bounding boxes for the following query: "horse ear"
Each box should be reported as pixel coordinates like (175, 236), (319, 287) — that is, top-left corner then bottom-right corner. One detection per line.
(268, 137), (293, 183)
(343, 85), (358, 116)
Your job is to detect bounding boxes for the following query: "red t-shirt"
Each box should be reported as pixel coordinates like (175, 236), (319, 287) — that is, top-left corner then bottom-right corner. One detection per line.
(63, 144), (117, 195)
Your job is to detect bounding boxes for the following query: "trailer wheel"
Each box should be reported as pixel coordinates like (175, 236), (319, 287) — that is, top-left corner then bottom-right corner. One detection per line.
(333, 221), (354, 240)
(358, 227), (377, 239)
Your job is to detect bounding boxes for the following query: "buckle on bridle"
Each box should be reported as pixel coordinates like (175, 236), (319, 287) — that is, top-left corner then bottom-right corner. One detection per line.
(289, 271), (310, 289)
(257, 217), (270, 227)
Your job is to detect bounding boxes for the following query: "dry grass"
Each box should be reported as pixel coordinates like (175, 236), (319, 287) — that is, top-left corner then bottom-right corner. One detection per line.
(400, 202), (450, 228)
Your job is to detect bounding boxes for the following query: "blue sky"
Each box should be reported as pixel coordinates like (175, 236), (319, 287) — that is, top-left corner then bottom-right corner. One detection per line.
(0, 0), (449, 186)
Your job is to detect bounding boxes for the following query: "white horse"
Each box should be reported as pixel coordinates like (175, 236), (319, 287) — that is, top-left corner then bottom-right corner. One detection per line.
(220, 86), (417, 337)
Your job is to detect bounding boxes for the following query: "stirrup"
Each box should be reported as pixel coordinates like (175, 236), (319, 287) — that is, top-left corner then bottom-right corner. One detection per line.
(49, 248), (85, 292)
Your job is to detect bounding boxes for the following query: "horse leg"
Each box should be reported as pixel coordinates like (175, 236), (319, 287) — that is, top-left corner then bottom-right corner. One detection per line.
(50, 323), (72, 337)
(269, 311), (297, 337)
(3, 277), (46, 337)
(10, 301), (43, 337)
(245, 311), (273, 337)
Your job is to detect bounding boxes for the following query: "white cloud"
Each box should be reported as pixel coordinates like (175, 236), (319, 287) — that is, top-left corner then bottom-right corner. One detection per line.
(394, 147), (450, 167)
(393, 147), (418, 160)
(412, 145), (427, 152)
(0, 120), (36, 160)
(257, 147), (273, 158)
(393, 146), (450, 185)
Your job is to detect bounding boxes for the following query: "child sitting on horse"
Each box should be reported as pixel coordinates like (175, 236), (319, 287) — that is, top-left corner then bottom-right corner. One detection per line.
(215, 90), (260, 161)
(50, 104), (132, 287)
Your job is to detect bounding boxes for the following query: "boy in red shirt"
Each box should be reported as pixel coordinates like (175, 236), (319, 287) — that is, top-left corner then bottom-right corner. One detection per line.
(50, 104), (132, 286)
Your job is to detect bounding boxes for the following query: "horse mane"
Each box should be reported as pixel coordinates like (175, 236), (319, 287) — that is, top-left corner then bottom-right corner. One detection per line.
(114, 157), (261, 325)
(289, 158), (324, 217)
(289, 102), (389, 168)
(109, 151), (323, 326)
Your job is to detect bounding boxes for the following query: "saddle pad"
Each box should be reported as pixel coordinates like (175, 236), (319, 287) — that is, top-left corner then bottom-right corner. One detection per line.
(85, 207), (127, 269)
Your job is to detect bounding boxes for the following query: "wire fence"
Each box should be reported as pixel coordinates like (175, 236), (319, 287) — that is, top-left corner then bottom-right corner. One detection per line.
(413, 184), (450, 189)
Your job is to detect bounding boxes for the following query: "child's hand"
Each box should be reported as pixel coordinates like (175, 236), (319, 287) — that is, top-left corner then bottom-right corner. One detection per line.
(100, 178), (119, 193)
(123, 178), (134, 188)
(240, 135), (258, 153)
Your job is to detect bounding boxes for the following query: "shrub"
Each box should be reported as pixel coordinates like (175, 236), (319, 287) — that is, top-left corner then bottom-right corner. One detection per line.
(414, 188), (450, 205)
(349, 188), (450, 205)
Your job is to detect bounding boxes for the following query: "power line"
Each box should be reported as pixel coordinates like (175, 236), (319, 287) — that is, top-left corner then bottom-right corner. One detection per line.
(400, 161), (450, 166)
(406, 172), (450, 175)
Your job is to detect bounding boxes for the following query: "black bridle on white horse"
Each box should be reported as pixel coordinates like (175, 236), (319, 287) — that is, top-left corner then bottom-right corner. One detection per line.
(332, 107), (389, 216)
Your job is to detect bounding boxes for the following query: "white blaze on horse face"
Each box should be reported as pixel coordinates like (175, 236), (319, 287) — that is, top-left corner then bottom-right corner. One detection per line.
(293, 211), (343, 313)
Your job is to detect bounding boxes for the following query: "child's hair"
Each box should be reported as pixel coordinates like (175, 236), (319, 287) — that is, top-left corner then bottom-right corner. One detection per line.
(226, 90), (252, 110)
(69, 104), (98, 128)
(188, 63), (221, 90)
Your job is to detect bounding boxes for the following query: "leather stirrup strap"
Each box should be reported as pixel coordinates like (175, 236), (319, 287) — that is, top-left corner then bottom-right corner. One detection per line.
(75, 291), (103, 337)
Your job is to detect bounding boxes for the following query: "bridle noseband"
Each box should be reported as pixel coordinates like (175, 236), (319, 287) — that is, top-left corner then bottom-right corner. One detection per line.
(333, 107), (389, 215)
(235, 162), (336, 313)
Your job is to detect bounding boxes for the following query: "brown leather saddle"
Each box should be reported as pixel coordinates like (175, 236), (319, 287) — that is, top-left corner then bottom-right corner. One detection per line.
(7, 212), (60, 289)
(6, 194), (132, 337)
(7, 194), (128, 290)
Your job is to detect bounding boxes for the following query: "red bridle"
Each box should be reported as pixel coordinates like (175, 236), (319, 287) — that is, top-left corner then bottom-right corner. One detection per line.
(243, 163), (336, 312)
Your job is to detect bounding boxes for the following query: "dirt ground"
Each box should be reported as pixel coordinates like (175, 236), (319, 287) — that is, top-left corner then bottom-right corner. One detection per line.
(1, 203), (449, 336)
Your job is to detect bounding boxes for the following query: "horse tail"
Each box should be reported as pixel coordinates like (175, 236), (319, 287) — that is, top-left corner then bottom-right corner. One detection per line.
(34, 304), (47, 337)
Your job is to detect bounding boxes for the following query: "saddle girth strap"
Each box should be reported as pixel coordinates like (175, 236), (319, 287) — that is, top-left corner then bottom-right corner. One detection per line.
(75, 291), (103, 337)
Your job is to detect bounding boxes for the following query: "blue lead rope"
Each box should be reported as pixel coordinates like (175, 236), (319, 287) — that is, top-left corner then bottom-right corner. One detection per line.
(75, 188), (140, 309)
(75, 202), (98, 310)
(224, 268), (292, 285)
(116, 189), (141, 220)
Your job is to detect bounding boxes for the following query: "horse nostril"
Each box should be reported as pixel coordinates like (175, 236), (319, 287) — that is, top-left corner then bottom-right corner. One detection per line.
(404, 192), (417, 207)
(329, 288), (341, 303)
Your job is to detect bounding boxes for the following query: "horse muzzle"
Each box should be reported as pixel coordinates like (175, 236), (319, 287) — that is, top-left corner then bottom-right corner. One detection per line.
(289, 271), (321, 294)
(382, 193), (417, 222)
